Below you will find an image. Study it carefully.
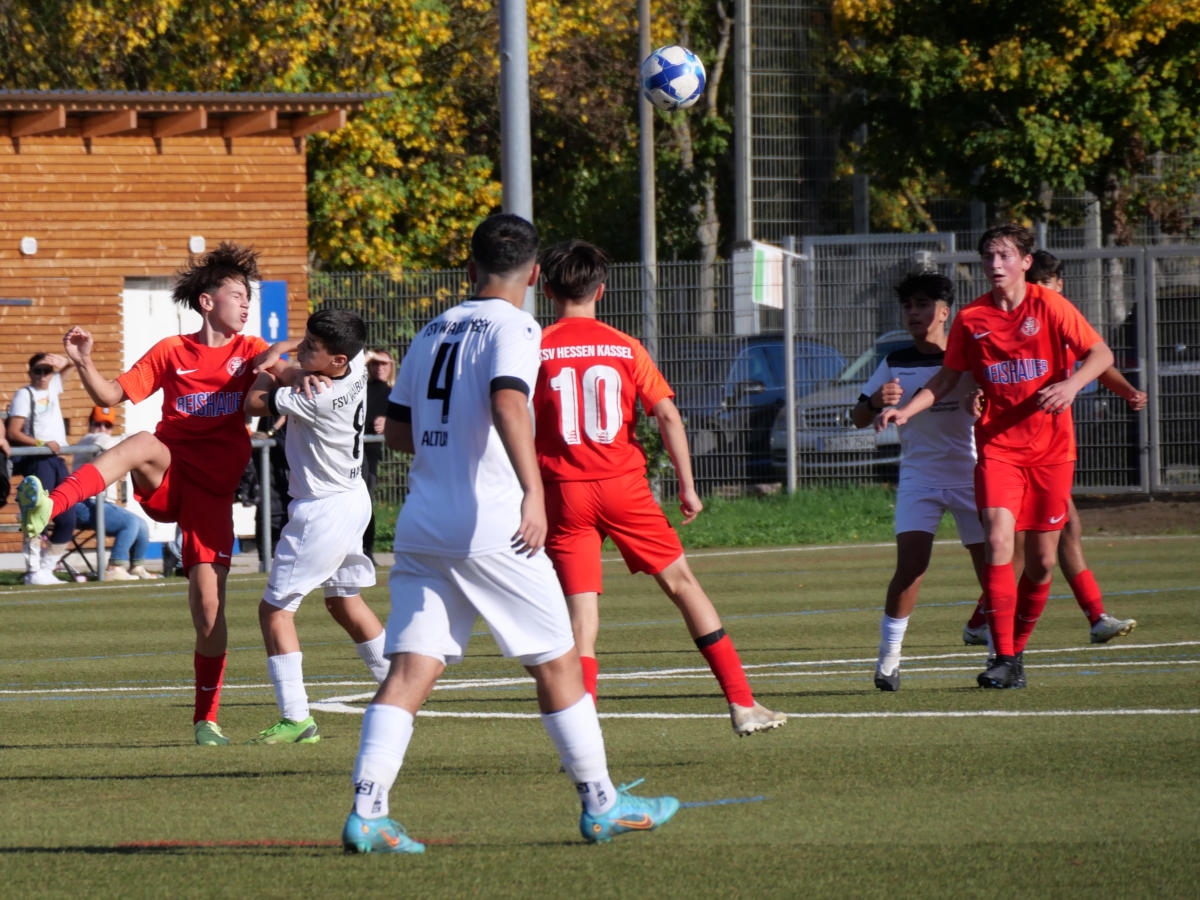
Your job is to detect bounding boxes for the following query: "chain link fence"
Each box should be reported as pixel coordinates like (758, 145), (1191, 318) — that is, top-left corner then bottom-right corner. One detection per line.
(312, 239), (1200, 504)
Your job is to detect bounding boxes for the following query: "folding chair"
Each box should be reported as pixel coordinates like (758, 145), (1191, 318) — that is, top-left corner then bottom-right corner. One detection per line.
(58, 529), (99, 581)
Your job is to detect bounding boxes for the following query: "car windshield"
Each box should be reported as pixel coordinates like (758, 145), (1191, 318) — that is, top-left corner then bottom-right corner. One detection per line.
(835, 334), (914, 383)
(723, 341), (846, 396)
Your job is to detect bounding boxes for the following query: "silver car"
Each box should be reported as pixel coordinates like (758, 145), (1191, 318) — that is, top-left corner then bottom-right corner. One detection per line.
(770, 330), (913, 477)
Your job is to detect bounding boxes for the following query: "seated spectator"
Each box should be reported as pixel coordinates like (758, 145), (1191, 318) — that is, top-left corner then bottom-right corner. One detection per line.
(7, 352), (77, 585)
(72, 406), (161, 580)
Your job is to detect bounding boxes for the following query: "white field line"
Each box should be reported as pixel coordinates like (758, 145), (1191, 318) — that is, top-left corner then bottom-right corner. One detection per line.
(7, 640), (1198, 726)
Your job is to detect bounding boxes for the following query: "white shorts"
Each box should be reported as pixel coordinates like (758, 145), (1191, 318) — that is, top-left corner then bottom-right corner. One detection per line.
(385, 550), (574, 667)
(895, 482), (984, 546)
(262, 487), (376, 613)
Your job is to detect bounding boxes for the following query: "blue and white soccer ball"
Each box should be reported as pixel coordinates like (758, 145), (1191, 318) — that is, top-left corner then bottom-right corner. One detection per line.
(639, 45), (706, 111)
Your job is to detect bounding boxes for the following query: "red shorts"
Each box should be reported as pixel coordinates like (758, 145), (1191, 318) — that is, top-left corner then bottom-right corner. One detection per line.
(134, 465), (236, 572)
(974, 458), (1074, 532)
(544, 469), (684, 596)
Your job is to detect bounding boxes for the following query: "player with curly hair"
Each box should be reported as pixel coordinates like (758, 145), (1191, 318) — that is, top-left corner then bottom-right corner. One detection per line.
(18, 242), (295, 745)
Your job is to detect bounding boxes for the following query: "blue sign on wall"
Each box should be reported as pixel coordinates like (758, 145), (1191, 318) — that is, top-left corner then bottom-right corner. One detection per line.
(260, 281), (288, 343)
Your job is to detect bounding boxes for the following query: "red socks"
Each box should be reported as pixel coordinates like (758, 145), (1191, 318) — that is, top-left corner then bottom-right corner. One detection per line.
(49, 463), (108, 518)
(580, 655), (599, 703)
(1013, 575), (1051, 654)
(193, 652), (227, 724)
(697, 630), (755, 708)
(983, 564), (1018, 657)
(966, 594), (988, 629)
(1067, 570), (1105, 624)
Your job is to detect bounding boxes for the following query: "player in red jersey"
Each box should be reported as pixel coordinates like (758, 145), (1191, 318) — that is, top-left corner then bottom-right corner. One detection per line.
(877, 225), (1114, 689)
(17, 243), (294, 744)
(533, 240), (786, 735)
(961, 250), (1141, 647)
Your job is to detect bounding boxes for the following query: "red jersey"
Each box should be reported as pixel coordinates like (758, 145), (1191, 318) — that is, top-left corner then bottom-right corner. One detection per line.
(118, 332), (269, 495)
(945, 282), (1103, 465)
(535, 317), (673, 482)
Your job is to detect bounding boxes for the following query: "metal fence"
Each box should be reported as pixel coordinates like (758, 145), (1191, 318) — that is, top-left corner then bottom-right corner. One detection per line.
(313, 239), (1200, 504)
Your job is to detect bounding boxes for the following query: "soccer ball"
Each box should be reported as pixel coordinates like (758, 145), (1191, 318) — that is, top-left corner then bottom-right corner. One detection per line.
(639, 45), (706, 111)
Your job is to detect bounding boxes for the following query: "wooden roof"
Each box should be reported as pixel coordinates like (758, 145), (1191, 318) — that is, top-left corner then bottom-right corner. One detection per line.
(0, 89), (382, 140)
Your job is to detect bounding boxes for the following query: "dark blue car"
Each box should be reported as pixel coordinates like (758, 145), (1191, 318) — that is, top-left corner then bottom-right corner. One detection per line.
(700, 334), (847, 481)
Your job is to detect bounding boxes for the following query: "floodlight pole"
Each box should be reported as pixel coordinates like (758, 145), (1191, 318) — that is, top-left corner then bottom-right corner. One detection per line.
(638, 0), (658, 358)
(499, 0), (536, 313)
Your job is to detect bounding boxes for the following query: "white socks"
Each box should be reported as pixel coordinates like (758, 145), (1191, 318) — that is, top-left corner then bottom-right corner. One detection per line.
(355, 633), (391, 683)
(541, 694), (617, 814)
(266, 652), (309, 722)
(352, 704), (415, 819)
(877, 614), (910, 676)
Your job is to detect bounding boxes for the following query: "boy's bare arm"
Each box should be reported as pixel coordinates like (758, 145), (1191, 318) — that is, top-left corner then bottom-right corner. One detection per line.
(876, 365), (961, 430)
(1036, 341), (1115, 414)
(1097, 365), (1148, 411)
(244, 370), (277, 417)
(491, 387), (546, 556)
(383, 416), (414, 455)
(650, 396), (704, 524)
(252, 340), (302, 376)
(63, 326), (127, 407)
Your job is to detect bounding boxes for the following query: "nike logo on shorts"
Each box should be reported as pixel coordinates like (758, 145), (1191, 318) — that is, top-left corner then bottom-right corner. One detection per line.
(1049, 514), (1065, 524)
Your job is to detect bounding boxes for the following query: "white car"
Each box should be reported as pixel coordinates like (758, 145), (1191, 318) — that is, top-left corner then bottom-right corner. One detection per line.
(770, 330), (913, 478)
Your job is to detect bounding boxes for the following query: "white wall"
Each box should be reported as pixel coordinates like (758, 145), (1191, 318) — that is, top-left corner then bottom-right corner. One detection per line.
(120, 279), (261, 543)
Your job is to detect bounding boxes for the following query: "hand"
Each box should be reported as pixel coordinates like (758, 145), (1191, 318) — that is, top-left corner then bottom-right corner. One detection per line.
(876, 406), (906, 431)
(372, 415), (386, 434)
(1125, 389), (1148, 412)
(964, 388), (985, 419)
(1035, 381), (1079, 415)
(878, 377), (903, 407)
(292, 372), (332, 400)
(510, 493), (547, 557)
(678, 486), (704, 525)
(63, 327), (93, 365)
(46, 440), (62, 455)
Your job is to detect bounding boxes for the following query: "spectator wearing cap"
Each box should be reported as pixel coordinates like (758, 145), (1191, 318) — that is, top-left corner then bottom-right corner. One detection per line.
(71, 406), (161, 580)
(7, 352), (77, 584)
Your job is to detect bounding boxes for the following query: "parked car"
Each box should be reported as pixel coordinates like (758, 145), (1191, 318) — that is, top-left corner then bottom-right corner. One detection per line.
(688, 334), (847, 482)
(770, 330), (914, 480)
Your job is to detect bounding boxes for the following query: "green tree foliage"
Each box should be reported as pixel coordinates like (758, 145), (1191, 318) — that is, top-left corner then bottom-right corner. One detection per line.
(832, 0), (1200, 243)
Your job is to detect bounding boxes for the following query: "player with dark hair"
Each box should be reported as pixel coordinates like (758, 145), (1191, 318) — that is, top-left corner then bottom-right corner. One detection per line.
(877, 225), (1114, 689)
(850, 271), (986, 691)
(244, 308), (390, 745)
(19, 242), (295, 744)
(961, 249), (1141, 647)
(342, 215), (677, 854)
(533, 239), (786, 733)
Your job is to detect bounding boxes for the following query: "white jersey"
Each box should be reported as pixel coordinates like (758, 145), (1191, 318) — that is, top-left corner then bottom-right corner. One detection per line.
(9, 374), (68, 445)
(272, 351), (369, 500)
(391, 297), (542, 557)
(861, 346), (976, 489)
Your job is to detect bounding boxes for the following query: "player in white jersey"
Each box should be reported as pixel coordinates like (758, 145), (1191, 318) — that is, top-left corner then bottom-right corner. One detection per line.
(342, 214), (677, 855)
(850, 272), (986, 691)
(244, 308), (390, 745)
